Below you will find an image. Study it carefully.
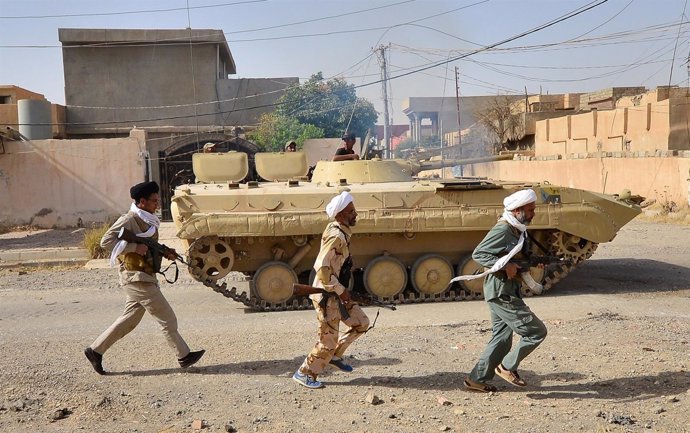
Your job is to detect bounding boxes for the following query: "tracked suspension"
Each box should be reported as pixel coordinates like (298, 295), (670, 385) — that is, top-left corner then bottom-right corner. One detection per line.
(193, 232), (599, 312)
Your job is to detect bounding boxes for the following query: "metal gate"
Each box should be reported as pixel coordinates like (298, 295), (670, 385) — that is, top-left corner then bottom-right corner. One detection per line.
(158, 134), (260, 220)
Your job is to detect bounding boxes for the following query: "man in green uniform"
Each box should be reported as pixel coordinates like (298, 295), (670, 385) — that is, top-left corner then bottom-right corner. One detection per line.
(460, 189), (548, 392)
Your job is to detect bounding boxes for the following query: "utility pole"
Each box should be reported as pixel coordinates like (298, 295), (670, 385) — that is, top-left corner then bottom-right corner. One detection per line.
(454, 66), (463, 176)
(377, 45), (391, 159)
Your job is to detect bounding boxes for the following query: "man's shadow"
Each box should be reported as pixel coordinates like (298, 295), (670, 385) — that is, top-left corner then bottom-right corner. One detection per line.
(524, 370), (690, 401)
(107, 355), (402, 377)
(336, 370), (690, 400)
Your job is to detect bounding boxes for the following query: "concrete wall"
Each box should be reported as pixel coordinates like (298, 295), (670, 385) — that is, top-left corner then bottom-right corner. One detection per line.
(63, 44), (220, 132)
(536, 97), (676, 156)
(216, 77), (299, 126)
(462, 156), (690, 207)
(0, 130), (146, 227)
(60, 28), (296, 134)
(579, 87), (646, 110)
(668, 95), (690, 150)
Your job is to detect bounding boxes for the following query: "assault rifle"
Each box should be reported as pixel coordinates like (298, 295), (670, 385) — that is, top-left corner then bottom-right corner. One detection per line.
(509, 255), (572, 295)
(117, 227), (187, 275)
(510, 255), (572, 271)
(117, 227), (227, 292)
(292, 283), (397, 311)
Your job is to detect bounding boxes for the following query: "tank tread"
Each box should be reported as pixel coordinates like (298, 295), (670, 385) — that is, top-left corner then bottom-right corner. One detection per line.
(203, 279), (485, 312)
(201, 237), (596, 311)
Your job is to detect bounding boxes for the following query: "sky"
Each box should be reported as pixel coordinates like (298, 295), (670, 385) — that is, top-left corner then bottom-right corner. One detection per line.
(2, 0), (690, 125)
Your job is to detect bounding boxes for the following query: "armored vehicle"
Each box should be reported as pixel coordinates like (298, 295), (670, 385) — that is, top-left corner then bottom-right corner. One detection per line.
(170, 151), (641, 311)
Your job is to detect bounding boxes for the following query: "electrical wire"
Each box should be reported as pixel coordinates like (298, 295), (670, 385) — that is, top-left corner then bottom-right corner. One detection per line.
(669, 0), (690, 87)
(0, 0), (266, 19)
(352, 0), (612, 90)
(0, 0), (488, 48)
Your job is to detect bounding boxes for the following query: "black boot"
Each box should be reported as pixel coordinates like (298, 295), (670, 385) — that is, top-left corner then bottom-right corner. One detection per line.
(84, 347), (106, 375)
(178, 349), (205, 368)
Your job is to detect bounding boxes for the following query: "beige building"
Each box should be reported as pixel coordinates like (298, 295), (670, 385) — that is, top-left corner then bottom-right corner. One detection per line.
(58, 28), (299, 218)
(442, 92), (580, 154)
(0, 85), (65, 139)
(535, 86), (690, 156)
(59, 28), (297, 135)
(461, 86), (690, 208)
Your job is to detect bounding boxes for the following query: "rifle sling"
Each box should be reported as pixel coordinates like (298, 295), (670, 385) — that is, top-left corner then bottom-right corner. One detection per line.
(366, 309), (380, 332)
(317, 292), (351, 321)
(526, 231), (551, 255)
(158, 261), (179, 284)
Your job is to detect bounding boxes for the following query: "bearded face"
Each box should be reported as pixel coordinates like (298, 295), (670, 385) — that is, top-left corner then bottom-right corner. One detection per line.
(338, 202), (358, 227)
(514, 202), (536, 224)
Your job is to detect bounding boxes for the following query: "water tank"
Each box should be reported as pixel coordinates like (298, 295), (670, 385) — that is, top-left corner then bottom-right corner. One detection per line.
(18, 99), (52, 140)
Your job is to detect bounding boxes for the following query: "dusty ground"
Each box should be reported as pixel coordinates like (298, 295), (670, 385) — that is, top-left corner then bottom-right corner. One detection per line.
(0, 220), (689, 433)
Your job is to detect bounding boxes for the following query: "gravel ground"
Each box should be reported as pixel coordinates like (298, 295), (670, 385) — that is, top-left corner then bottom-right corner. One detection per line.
(0, 220), (689, 433)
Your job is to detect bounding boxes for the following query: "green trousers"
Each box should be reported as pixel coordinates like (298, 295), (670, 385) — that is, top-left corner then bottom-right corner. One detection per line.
(469, 295), (547, 383)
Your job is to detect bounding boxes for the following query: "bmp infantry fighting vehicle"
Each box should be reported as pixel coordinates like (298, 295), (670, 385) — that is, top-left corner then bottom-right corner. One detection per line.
(170, 151), (641, 311)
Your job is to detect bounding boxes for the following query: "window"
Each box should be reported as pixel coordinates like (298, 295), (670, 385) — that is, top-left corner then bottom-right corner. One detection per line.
(0, 96), (11, 104)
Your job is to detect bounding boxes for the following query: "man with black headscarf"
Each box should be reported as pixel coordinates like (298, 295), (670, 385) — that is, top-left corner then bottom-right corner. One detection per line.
(84, 181), (205, 375)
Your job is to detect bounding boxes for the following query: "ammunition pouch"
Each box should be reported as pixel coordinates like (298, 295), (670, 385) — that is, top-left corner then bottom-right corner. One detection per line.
(339, 256), (353, 289)
(119, 252), (155, 275)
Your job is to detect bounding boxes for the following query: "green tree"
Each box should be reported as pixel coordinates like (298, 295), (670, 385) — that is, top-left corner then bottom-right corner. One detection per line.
(276, 72), (378, 139)
(249, 112), (325, 152)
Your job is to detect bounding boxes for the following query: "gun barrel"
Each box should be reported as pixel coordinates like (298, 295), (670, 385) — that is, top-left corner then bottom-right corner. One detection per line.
(414, 154), (514, 174)
(292, 283), (324, 297)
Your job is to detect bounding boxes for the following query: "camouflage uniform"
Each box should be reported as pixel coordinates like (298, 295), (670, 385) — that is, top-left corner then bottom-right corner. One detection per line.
(298, 221), (369, 379)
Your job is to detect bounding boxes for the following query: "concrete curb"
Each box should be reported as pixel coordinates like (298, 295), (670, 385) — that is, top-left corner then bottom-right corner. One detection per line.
(0, 222), (185, 270)
(0, 247), (90, 269)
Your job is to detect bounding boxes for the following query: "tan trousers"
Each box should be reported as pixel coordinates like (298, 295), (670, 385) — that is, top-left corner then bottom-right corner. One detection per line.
(90, 281), (190, 359)
(299, 297), (369, 379)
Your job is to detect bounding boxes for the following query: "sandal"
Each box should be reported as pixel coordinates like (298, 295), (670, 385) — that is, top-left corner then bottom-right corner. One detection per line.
(495, 364), (526, 387)
(463, 378), (497, 393)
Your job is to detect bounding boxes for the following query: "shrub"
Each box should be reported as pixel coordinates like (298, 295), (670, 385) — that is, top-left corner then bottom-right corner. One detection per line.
(83, 223), (110, 259)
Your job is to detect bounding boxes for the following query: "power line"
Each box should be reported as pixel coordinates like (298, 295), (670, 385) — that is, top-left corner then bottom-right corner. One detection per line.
(0, 0), (489, 48)
(353, 0), (612, 90)
(669, 0), (690, 87)
(229, 0), (417, 35)
(0, 0), (267, 19)
(9, 0), (611, 127)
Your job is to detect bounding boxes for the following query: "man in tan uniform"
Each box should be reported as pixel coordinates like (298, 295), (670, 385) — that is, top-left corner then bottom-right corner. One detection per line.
(84, 181), (205, 374)
(293, 191), (370, 389)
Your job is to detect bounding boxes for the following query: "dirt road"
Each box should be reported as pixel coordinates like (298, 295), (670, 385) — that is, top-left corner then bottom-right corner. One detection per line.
(1, 220), (689, 433)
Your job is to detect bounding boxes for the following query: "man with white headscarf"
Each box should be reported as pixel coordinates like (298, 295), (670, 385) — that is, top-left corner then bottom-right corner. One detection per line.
(462, 189), (548, 393)
(84, 181), (205, 375)
(293, 191), (370, 389)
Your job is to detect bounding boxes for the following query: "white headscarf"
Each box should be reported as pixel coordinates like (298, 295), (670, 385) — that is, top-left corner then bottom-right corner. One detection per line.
(450, 189), (543, 293)
(109, 203), (161, 267)
(503, 189), (537, 211)
(325, 191), (353, 219)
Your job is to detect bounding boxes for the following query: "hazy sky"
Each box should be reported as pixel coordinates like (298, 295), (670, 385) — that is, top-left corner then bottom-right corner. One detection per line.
(2, 0), (689, 124)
